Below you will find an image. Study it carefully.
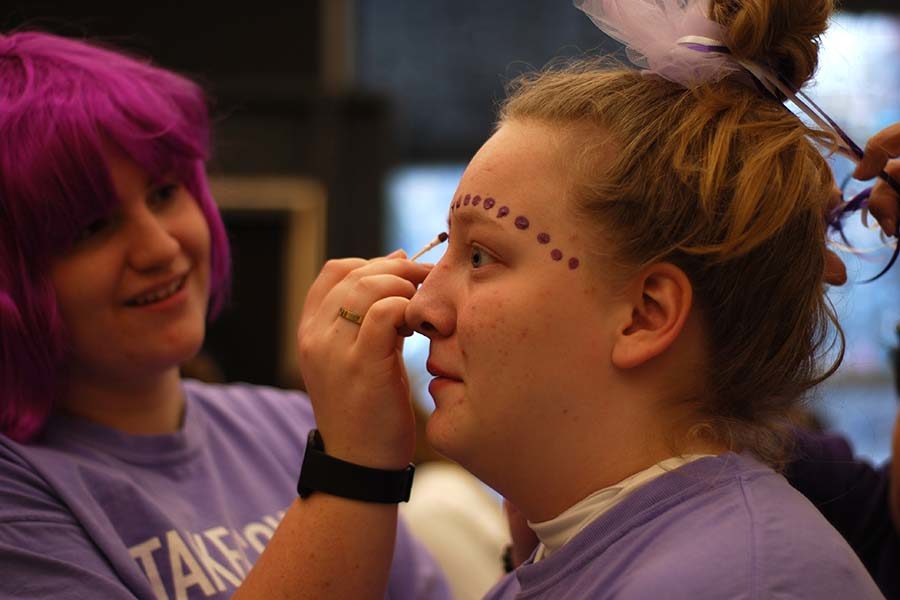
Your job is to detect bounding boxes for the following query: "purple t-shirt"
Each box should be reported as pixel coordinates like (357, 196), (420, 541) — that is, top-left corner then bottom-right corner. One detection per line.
(487, 453), (883, 599)
(0, 380), (450, 600)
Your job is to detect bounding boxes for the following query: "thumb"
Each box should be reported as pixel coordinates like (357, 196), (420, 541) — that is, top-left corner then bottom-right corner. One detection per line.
(855, 123), (900, 180)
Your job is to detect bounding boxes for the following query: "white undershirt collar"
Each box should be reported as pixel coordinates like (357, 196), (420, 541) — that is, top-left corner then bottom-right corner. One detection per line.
(529, 454), (714, 562)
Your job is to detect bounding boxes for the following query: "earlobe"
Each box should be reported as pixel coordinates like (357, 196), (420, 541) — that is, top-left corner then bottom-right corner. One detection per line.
(611, 263), (693, 370)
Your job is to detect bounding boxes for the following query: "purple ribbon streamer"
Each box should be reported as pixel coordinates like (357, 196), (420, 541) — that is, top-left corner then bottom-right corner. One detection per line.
(679, 42), (730, 54)
(680, 38), (900, 281)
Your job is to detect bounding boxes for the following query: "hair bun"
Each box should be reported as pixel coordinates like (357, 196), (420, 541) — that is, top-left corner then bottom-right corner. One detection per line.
(712, 0), (834, 88)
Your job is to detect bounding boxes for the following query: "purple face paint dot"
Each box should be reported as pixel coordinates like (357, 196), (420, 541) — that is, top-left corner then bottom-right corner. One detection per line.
(483, 197), (496, 210)
(455, 199), (462, 209)
(464, 194), (471, 206)
(514, 216), (529, 230)
(472, 195), (482, 207)
(537, 233), (551, 244)
(568, 257), (580, 270)
(551, 249), (563, 261)
(497, 206), (510, 218)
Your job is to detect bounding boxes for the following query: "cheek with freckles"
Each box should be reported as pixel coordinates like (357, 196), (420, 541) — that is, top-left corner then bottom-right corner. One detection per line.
(457, 292), (545, 397)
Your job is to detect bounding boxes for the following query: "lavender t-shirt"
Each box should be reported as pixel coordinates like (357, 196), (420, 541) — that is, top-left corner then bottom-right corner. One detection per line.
(0, 380), (450, 600)
(487, 453), (884, 600)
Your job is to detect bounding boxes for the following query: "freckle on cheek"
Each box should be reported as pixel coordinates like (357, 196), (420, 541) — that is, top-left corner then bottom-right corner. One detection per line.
(483, 197), (496, 210)
(472, 195), (481, 207)
(515, 216), (529, 230)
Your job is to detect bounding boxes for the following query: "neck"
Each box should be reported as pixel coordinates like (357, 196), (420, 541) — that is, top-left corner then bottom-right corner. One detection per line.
(484, 392), (727, 523)
(59, 368), (186, 435)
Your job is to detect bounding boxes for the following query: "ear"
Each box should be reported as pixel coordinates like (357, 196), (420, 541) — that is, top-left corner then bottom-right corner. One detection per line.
(611, 263), (693, 370)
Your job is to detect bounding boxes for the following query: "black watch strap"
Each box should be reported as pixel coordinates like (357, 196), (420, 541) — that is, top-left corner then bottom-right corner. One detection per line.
(297, 429), (415, 503)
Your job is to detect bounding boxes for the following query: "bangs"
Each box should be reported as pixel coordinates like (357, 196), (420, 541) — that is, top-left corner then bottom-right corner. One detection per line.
(0, 33), (210, 263)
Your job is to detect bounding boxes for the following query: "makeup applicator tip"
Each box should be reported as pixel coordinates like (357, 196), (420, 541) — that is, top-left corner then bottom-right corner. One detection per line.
(410, 231), (449, 261)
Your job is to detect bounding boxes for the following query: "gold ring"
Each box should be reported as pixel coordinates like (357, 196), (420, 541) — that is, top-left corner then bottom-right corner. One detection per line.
(338, 306), (364, 325)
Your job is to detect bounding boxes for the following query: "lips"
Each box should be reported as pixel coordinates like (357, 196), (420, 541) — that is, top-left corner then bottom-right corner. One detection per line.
(125, 275), (187, 307)
(426, 360), (462, 381)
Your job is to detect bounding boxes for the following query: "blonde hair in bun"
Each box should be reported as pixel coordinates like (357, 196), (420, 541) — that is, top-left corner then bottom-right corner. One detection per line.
(500, 0), (841, 468)
(712, 0), (834, 88)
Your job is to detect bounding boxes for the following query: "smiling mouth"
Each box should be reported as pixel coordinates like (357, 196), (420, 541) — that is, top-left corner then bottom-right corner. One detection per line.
(125, 276), (187, 307)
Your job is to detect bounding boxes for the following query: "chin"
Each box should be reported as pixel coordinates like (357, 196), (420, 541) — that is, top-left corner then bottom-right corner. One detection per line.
(425, 410), (474, 466)
(173, 331), (206, 365)
(149, 326), (206, 371)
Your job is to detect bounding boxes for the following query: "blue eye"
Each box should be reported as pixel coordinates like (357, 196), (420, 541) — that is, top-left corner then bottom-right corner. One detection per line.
(470, 245), (496, 269)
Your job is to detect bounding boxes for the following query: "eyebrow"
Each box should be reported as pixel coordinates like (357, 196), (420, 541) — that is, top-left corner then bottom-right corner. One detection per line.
(146, 172), (179, 189)
(447, 209), (506, 233)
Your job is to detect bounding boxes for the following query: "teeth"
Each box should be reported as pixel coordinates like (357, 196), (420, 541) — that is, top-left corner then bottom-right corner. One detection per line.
(132, 278), (184, 306)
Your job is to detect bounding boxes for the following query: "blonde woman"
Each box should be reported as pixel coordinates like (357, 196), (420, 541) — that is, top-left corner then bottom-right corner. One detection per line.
(269, 0), (890, 597)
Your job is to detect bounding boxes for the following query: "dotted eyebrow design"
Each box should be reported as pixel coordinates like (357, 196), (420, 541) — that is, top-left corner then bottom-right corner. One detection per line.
(450, 193), (580, 270)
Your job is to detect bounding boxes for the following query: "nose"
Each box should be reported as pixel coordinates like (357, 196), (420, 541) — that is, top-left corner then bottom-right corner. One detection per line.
(405, 261), (456, 339)
(126, 210), (180, 272)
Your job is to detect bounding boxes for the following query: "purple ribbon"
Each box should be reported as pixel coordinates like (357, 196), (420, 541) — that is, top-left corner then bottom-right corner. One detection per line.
(680, 38), (900, 281)
(679, 41), (730, 54)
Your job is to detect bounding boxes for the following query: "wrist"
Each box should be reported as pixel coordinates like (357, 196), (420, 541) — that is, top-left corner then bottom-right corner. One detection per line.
(297, 429), (415, 504)
(316, 423), (414, 470)
(323, 440), (413, 471)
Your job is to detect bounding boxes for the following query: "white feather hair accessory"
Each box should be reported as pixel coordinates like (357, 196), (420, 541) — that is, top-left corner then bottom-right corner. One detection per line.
(573, 0), (738, 88)
(573, 0), (879, 165)
(573, 0), (900, 280)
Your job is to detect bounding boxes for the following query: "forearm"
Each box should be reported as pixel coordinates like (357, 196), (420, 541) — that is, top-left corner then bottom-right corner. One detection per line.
(235, 496), (397, 600)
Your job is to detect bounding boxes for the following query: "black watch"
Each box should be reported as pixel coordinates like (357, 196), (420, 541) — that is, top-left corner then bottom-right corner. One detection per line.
(297, 429), (415, 503)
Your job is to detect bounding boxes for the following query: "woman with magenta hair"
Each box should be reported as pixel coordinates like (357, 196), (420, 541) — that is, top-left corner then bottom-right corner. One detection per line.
(0, 32), (450, 599)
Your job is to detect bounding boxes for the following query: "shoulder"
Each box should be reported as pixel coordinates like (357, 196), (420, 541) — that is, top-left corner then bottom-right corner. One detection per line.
(736, 463), (882, 597)
(0, 437), (152, 599)
(616, 456), (881, 599)
(0, 435), (71, 524)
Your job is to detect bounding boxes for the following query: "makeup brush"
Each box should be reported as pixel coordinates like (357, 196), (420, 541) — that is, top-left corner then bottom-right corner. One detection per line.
(410, 232), (448, 262)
